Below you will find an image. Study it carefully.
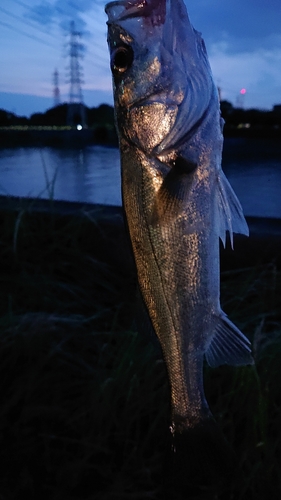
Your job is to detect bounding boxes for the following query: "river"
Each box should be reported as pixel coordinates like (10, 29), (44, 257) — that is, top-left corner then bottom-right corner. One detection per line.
(0, 137), (280, 218)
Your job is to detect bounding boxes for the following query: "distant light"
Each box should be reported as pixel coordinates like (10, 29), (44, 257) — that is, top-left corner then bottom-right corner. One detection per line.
(77, 124), (83, 131)
(240, 88), (247, 95)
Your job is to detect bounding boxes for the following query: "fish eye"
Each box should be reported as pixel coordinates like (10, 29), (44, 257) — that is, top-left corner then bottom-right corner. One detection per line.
(111, 45), (134, 74)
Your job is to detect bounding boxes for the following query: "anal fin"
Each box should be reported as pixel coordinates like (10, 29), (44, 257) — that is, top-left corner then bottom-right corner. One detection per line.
(205, 312), (254, 368)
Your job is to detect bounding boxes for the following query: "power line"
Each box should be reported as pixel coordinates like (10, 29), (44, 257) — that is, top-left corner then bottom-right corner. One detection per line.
(10, 0), (33, 10)
(2, 2), (110, 78)
(0, 19), (57, 49)
(68, 1), (79, 11)
(85, 49), (109, 65)
(0, 6), (55, 40)
(9, 0), (76, 43)
(10, 0), (67, 32)
(8, 0), (109, 68)
(0, 22), (107, 72)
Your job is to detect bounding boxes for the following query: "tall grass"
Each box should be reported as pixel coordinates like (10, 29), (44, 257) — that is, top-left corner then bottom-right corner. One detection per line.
(0, 202), (280, 499)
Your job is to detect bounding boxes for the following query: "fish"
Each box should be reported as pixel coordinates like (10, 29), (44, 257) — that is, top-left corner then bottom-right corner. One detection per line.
(105, 0), (253, 489)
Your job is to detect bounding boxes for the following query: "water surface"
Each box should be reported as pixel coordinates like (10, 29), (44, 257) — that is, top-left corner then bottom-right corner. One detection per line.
(0, 146), (121, 206)
(0, 139), (280, 218)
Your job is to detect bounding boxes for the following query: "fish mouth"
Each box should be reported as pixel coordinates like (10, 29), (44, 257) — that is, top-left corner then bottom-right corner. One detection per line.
(105, 0), (126, 21)
(105, 0), (166, 25)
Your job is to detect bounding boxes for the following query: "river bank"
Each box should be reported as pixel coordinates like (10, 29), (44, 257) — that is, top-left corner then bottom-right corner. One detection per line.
(0, 193), (280, 499)
(1, 194), (280, 270)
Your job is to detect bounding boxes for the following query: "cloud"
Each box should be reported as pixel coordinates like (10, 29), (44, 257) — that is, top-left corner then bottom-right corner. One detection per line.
(187, 0), (281, 52)
(209, 41), (281, 109)
(27, 1), (55, 26)
(27, 0), (96, 34)
(26, 0), (106, 57)
(12, 0), (281, 111)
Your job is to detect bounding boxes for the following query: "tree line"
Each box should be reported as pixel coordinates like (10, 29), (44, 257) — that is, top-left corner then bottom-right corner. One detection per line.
(0, 103), (115, 128)
(0, 101), (281, 133)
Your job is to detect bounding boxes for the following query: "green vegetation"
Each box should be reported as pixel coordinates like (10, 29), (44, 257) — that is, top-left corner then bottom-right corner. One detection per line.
(221, 101), (281, 136)
(0, 204), (280, 499)
(0, 104), (118, 147)
(0, 104), (115, 129)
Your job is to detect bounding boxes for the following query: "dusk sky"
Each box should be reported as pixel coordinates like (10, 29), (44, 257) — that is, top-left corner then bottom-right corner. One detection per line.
(0, 0), (281, 117)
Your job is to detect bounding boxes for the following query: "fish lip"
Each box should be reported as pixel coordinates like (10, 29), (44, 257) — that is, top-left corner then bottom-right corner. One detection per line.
(105, 0), (167, 25)
(105, 0), (145, 22)
(105, 0), (125, 14)
(105, 0), (127, 23)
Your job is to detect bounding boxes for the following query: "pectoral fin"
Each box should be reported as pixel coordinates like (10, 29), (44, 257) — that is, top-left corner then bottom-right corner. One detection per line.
(217, 171), (249, 248)
(205, 312), (254, 368)
(150, 155), (197, 226)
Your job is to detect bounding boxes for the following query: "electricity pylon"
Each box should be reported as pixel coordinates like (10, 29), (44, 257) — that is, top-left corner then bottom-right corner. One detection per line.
(53, 68), (60, 108)
(66, 21), (86, 127)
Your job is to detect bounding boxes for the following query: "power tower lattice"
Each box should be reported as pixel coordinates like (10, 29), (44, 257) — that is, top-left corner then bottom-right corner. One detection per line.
(53, 68), (60, 107)
(66, 21), (86, 127)
(236, 88), (247, 109)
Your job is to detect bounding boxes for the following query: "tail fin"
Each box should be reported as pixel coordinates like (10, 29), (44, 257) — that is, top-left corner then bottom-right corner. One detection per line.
(162, 418), (238, 498)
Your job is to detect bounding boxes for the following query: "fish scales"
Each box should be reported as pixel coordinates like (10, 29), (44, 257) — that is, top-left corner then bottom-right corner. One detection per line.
(122, 142), (218, 422)
(106, 0), (253, 486)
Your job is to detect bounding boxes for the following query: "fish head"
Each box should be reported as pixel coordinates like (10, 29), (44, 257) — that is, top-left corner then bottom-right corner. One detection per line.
(105, 0), (219, 158)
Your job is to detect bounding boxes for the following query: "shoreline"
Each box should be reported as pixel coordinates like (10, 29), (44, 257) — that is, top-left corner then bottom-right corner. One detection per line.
(0, 194), (280, 270)
(0, 128), (118, 148)
(0, 127), (281, 148)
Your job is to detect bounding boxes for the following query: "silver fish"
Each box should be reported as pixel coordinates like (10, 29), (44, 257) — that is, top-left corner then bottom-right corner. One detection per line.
(105, 0), (253, 483)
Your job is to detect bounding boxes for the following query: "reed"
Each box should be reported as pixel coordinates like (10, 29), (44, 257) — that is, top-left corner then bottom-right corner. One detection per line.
(0, 202), (280, 499)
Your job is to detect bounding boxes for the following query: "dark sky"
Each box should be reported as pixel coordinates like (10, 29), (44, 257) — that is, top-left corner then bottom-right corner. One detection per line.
(0, 0), (280, 115)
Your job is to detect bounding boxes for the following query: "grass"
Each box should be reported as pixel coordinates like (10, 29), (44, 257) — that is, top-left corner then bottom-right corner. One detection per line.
(0, 202), (280, 499)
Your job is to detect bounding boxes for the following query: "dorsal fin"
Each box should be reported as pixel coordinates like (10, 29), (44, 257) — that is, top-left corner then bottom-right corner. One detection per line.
(216, 171), (249, 248)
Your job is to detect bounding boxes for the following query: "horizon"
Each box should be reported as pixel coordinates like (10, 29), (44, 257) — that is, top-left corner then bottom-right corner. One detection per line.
(0, 89), (114, 119)
(0, 90), (279, 121)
